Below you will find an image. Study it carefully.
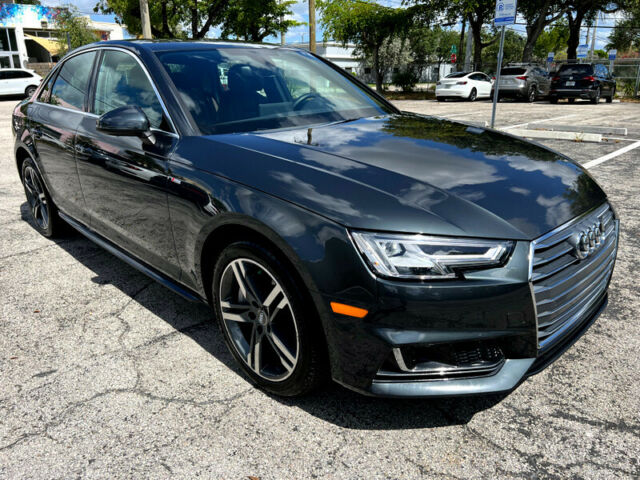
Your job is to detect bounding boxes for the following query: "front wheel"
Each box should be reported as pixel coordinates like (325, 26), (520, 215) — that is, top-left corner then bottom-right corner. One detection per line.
(212, 242), (326, 396)
(468, 88), (477, 102)
(550, 97), (558, 104)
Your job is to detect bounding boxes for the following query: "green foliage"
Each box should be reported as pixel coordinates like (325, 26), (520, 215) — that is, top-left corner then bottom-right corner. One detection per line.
(533, 21), (570, 60)
(392, 69), (420, 92)
(606, 4), (640, 53)
(220, 0), (302, 42)
(54, 8), (99, 53)
(482, 29), (526, 68)
(318, 0), (410, 90)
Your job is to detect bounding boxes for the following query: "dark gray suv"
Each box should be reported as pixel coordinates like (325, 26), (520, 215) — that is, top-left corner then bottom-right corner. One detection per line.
(492, 64), (551, 102)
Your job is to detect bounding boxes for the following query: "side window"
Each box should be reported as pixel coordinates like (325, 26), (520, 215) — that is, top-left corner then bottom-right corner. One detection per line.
(49, 51), (97, 111)
(93, 50), (166, 130)
(0, 71), (7, 80)
(38, 74), (55, 102)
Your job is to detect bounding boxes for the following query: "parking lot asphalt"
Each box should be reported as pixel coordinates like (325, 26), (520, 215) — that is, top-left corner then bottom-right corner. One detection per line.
(1, 98), (639, 479)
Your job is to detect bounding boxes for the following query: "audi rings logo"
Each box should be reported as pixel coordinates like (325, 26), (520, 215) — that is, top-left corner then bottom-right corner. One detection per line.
(570, 222), (606, 260)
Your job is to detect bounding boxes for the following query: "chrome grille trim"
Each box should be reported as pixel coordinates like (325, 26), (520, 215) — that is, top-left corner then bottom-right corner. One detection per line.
(530, 203), (618, 350)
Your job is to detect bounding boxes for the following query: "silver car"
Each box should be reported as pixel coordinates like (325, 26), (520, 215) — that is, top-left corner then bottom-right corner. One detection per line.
(492, 64), (551, 102)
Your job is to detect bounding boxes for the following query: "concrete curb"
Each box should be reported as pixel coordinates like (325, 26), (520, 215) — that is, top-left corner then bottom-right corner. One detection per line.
(521, 124), (627, 135)
(504, 128), (602, 142)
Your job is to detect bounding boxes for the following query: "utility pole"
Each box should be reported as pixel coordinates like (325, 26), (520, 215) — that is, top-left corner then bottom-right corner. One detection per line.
(140, 0), (152, 39)
(308, 0), (316, 53)
(589, 13), (598, 60)
(280, 0), (285, 45)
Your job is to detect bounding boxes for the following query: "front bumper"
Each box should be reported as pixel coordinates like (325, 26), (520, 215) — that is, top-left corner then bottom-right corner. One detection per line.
(323, 212), (617, 397)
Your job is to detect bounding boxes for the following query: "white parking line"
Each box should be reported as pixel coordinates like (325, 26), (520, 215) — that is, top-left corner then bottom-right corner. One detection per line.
(584, 141), (640, 169)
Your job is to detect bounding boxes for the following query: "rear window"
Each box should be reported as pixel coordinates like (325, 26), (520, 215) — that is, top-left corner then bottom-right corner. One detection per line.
(445, 72), (468, 78)
(558, 64), (593, 76)
(500, 68), (526, 76)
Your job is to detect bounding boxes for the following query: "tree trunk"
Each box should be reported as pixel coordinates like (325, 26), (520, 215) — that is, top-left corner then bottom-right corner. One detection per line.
(191, 0), (198, 39)
(522, 22), (544, 62)
(458, 18), (465, 71)
(161, 0), (171, 37)
(374, 45), (383, 92)
(471, 21), (483, 71)
(566, 11), (585, 60)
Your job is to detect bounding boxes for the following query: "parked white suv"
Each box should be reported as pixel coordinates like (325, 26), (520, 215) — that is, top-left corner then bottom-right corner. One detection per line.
(0, 69), (42, 97)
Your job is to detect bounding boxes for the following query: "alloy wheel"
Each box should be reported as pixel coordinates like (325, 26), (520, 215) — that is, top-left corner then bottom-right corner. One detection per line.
(25, 86), (37, 98)
(528, 86), (536, 102)
(469, 88), (477, 102)
(23, 166), (49, 230)
(218, 258), (299, 382)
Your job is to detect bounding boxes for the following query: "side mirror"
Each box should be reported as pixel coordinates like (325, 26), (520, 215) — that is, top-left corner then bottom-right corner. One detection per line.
(96, 106), (156, 144)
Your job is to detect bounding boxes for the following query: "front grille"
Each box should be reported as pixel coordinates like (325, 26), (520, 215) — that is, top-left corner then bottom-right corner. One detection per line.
(530, 203), (618, 350)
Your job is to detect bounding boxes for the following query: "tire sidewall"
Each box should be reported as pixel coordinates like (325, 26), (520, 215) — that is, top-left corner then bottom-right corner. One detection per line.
(211, 241), (322, 396)
(469, 88), (477, 101)
(21, 157), (54, 237)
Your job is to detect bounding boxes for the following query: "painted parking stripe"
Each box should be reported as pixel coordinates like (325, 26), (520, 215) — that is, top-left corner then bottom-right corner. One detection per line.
(584, 140), (640, 169)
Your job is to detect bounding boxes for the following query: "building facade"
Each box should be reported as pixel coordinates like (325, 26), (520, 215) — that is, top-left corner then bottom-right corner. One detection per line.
(0, 3), (124, 69)
(289, 41), (456, 85)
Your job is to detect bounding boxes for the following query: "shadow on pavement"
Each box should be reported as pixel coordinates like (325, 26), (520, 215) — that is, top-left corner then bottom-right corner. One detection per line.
(20, 202), (508, 430)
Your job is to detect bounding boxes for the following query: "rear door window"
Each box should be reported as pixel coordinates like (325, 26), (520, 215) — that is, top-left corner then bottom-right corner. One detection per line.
(49, 51), (97, 111)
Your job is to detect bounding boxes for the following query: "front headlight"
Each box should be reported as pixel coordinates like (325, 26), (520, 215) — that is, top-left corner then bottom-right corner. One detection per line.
(350, 231), (514, 280)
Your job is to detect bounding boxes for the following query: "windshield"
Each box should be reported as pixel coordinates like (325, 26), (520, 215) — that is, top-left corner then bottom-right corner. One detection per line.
(445, 72), (468, 78)
(558, 64), (593, 76)
(156, 47), (392, 135)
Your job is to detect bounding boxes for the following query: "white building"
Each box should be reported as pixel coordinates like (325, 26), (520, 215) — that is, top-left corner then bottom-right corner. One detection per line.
(0, 3), (125, 68)
(288, 40), (456, 84)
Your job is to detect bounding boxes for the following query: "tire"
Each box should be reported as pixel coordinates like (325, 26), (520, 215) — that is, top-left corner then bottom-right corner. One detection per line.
(437, 97), (445, 102)
(212, 241), (326, 397)
(606, 87), (615, 103)
(527, 85), (537, 103)
(468, 88), (477, 102)
(590, 88), (600, 104)
(21, 158), (65, 238)
(568, 98), (575, 104)
(550, 97), (558, 104)
(25, 85), (37, 98)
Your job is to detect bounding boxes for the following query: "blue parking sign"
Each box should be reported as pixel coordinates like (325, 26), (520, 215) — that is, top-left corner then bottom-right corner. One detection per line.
(495, 0), (517, 26)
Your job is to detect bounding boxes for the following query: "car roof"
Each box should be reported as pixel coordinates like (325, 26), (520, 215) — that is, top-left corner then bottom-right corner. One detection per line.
(73, 39), (287, 55)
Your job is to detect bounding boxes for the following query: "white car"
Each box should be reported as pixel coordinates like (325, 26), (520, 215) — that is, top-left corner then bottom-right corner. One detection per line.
(0, 68), (42, 98)
(436, 71), (493, 102)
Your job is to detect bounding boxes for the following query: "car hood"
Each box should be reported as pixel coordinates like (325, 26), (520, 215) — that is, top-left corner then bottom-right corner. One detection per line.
(186, 113), (606, 240)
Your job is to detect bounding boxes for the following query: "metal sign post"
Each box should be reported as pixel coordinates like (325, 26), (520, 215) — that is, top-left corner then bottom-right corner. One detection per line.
(491, 0), (516, 129)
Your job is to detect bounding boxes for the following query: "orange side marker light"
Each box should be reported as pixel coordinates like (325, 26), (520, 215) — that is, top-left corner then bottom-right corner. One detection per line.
(330, 302), (368, 318)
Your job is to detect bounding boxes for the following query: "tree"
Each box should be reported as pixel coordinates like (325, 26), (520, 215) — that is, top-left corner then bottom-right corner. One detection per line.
(95, 0), (230, 39)
(519, 0), (568, 62)
(220, 0), (302, 42)
(55, 8), (99, 53)
(482, 29), (526, 68)
(318, 0), (409, 92)
(533, 21), (570, 60)
(564, 1), (629, 59)
(606, 4), (640, 53)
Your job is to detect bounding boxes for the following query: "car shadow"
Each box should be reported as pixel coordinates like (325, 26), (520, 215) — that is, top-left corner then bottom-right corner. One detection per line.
(20, 202), (509, 429)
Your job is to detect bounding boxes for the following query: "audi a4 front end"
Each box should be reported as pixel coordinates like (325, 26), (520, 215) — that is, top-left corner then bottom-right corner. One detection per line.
(13, 41), (618, 398)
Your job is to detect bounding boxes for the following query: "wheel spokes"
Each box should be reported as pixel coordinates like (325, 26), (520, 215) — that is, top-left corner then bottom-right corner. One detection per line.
(266, 331), (296, 372)
(231, 261), (260, 303)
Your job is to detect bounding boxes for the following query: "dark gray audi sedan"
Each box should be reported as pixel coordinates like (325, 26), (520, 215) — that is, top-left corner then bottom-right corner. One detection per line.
(12, 41), (618, 397)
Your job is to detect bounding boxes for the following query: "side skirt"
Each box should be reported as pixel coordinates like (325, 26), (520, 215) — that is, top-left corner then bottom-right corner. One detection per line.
(59, 211), (205, 304)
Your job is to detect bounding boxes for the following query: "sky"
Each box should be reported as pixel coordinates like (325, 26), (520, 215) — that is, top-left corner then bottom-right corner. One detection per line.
(41, 0), (621, 51)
